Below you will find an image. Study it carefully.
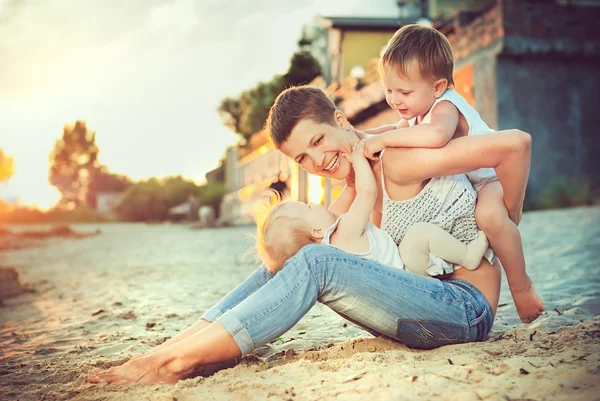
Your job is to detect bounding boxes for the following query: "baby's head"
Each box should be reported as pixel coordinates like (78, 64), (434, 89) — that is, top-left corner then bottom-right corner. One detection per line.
(379, 24), (454, 120)
(256, 199), (336, 274)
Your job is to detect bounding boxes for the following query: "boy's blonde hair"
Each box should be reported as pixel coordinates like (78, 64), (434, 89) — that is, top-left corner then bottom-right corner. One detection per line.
(380, 24), (455, 86)
(255, 196), (317, 273)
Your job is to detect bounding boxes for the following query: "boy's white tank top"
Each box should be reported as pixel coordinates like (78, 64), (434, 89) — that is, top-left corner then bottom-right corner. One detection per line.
(408, 89), (497, 184)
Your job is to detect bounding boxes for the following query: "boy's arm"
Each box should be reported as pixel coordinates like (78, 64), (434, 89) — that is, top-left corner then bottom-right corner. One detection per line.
(363, 124), (397, 135)
(327, 184), (356, 216)
(395, 119), (409, 129)
(364, 101), (460, 160)
(333, 140), (377, 242)
(381, 130), (532, 219)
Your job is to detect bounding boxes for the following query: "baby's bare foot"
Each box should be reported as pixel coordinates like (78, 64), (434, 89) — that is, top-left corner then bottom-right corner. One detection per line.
(510, 276), (545, 323)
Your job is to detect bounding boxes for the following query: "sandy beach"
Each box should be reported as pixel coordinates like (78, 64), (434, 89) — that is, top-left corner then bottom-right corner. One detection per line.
(1, 206), (599, 401)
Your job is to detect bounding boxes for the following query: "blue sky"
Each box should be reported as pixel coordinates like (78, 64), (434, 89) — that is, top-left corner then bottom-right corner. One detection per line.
(0, 0), (399, 208)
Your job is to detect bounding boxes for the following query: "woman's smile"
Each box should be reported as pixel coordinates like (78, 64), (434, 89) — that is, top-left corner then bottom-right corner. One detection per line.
(323, 153), (340, 172)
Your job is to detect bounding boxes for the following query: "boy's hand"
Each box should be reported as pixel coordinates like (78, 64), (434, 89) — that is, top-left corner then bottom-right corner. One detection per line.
(364, 135), (385, 161)
(342, 139), (367, 164)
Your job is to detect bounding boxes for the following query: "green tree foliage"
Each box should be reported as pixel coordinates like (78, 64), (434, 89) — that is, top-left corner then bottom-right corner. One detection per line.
(91, 166), (132, 193)
(218, 37), (322, 143)
(0, 148), (16, 183)
(49, 121), (99, 208)
(115, 175), (223, 222)
(283, 51), (322, 87)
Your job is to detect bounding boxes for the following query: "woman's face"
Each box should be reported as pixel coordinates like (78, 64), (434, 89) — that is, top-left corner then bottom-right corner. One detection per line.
(279, 115), (356, 180)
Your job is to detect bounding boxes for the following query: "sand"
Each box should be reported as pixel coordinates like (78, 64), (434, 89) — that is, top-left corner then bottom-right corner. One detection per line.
(1, 206), (599, 401)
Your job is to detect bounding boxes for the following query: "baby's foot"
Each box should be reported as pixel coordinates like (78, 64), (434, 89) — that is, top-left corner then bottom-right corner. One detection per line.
(463, 231), (489, 270)
(510, 276), (545, 323)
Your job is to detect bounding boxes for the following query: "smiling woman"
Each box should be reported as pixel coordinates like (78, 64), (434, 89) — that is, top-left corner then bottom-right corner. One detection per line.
(87, 85), (534, 385)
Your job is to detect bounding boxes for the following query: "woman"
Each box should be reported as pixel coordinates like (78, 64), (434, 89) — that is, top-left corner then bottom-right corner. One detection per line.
(88, 87), (531, 385)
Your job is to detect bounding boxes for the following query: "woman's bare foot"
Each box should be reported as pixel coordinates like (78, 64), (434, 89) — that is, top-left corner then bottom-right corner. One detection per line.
(510, 276), (545, 323)
(87, 353), (183, 385)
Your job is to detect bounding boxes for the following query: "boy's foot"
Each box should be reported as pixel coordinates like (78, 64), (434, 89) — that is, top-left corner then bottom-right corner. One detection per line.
(510, 276), (545, 323)
(464, 231), (489, 270)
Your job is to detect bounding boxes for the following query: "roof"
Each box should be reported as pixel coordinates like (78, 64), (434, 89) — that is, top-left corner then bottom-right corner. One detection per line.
(314, 16), (416, 31)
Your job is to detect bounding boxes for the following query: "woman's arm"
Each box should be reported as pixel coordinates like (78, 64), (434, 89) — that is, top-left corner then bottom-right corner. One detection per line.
(383, 129), (532, 216)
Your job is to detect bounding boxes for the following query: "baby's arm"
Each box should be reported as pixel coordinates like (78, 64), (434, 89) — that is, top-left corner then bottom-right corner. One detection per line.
(399, 222), (489, 275)
(364, 101), (459, 160)
(327, 184), (356, 216)
(331, 140), (377, 243)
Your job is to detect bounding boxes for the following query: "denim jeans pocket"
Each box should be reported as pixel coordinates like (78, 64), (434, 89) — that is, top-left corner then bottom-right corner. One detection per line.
(396, 319), (467, 349)
(468, 306), (488, 327)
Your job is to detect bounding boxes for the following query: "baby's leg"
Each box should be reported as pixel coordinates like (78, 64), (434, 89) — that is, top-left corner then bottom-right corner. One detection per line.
(475, 181), (545, 323)
(399, 222), (489, 274)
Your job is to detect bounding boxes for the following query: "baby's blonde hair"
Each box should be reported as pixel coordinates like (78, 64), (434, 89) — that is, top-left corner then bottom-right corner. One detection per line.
(255, 193), (317, 274)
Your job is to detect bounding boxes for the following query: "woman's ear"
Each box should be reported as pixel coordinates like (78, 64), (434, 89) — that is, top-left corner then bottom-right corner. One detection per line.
(433, 78), (448, 98)
(311, 227), (325, 240)
(334, 110), (349, 129)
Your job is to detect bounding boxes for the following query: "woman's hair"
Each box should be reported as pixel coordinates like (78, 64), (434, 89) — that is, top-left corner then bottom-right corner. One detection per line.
(255, 195), (317, 274)
(380, 24), (455, 86)
(266, 86), (338, 148)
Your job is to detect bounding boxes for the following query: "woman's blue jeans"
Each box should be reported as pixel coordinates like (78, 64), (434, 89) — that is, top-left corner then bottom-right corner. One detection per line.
(201, 244), (493, 355)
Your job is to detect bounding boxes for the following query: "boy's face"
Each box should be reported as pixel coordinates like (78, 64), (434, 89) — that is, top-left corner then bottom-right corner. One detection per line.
(279, 116), (356, 181)
(381, 63), (440, 121)
(280, 201), (336, 235)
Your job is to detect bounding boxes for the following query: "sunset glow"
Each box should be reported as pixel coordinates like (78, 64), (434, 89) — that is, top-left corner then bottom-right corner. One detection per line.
(0, 0), (398, 209)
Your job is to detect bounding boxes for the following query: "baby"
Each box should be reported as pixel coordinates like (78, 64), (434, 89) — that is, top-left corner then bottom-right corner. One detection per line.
(256, 140), (489, 277)
(361, 24), (544, 323)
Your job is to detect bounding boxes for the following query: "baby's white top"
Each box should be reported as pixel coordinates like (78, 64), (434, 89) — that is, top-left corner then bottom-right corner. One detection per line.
(321, 215), (405, 270)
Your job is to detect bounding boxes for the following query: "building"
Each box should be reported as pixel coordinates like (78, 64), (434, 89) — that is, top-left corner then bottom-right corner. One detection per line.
(336, 0), (600, 206)
(219, 0), (599, 224)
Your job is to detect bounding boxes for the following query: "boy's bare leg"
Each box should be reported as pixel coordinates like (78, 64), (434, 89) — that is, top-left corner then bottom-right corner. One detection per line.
(475, 181), (545, 323)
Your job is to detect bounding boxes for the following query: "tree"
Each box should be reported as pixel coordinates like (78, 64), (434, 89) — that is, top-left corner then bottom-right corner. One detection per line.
(49, 121), (99, 209)
(0, 148), (15, 183)
(218, 97), (243, 136)
(91, 166), (132, 193)
(115, 176), (203, 222)
(283, 51), (322, 87)
(218, 35), (322, 144)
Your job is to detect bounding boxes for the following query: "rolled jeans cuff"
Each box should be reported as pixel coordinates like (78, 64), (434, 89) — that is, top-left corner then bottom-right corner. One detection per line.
(201, 307), (224, 323)
(216, 311), (255, 356)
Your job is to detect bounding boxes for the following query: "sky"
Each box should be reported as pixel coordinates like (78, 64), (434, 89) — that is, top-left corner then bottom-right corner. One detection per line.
(0, 0), (399, 209)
